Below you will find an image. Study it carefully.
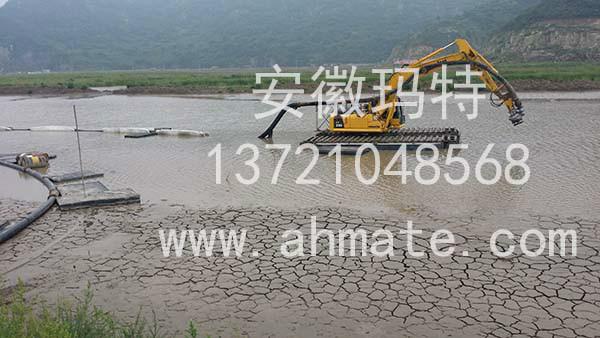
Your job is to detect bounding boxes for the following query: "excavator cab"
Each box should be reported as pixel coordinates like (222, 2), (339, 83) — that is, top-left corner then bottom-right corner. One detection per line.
(330, 103), (404, 131)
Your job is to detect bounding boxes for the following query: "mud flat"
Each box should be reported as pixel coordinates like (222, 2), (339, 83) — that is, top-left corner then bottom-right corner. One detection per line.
(0, 199), (599, 337)
(0, 198), (39, 229)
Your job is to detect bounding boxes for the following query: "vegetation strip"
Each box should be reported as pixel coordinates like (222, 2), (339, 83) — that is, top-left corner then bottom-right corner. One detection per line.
(0, 63), (599, 95)
(0, 282), (204, 338)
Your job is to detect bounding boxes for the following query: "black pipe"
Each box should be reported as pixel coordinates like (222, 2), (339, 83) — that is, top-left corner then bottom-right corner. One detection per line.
(0, 161), (59, 244)
(258, 97), (382, 139)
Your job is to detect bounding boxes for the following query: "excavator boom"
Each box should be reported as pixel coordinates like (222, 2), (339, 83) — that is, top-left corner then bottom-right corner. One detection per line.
(377, 39), (524, 128)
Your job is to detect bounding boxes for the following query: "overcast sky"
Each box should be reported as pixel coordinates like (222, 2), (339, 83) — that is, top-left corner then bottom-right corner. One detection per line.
(0, 0), (7, 8)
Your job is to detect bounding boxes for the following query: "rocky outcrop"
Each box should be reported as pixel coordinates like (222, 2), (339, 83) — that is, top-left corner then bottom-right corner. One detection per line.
(488, 19), (600, 62)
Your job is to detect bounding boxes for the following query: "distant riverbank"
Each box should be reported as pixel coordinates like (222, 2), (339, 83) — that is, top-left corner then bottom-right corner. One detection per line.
(1, 62), (599, 96)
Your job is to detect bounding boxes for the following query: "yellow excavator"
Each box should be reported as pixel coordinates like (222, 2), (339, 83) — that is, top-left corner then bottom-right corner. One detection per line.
(259, 39), (524, 150)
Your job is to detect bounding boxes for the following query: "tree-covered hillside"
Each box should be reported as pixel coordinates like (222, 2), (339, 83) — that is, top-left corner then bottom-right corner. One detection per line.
(2, 0), (598, 72)
(506, 0), (600, 26)
(0, 0), (482, 72)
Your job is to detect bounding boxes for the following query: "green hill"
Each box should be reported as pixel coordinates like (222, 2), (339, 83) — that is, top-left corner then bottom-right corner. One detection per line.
(507, 0), (600, 25)
(1, 0), (597, 72)
(0, 0), (482, 72)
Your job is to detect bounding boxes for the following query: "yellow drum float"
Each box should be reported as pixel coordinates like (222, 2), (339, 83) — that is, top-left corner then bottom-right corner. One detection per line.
(16, 152), (49, 169)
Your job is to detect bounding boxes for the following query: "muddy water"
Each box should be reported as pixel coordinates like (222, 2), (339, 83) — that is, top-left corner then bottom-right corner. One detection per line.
(0, 92), (599, 218)
(0, 166), (47, 202)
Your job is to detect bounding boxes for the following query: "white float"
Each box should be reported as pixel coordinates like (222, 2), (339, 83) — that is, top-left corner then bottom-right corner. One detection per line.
(156, 129), (208, 137)
(29, 126), (76, 132)
(101, 127), (151, 134)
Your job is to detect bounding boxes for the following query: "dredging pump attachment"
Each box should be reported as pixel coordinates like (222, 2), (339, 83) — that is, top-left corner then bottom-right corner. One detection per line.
(509, 103), (525, 126)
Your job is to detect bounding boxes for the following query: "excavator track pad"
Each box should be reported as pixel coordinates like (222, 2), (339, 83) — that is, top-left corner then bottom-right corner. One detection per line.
(301, 127), (460, 153)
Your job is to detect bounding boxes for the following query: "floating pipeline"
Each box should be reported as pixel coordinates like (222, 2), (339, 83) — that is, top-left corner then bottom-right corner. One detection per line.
(101, 127), (152, 134)
(0, 126), (209, 137)
(29, 125), (75, 132)
(155, 129), (209, 137)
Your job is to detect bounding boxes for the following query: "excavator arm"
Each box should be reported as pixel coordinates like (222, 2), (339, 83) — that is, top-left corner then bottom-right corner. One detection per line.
(378, 39), (524, 127)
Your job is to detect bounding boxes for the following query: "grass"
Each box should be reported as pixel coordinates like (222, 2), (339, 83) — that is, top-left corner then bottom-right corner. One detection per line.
(0, 69), (289, 92)
(0, 281), (203, 338)
(496, 62), (600, 81)
(0, 62), (598, 92)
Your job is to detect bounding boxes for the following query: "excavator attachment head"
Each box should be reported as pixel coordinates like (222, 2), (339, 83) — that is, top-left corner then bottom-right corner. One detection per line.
(509, 102), (525, 126)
